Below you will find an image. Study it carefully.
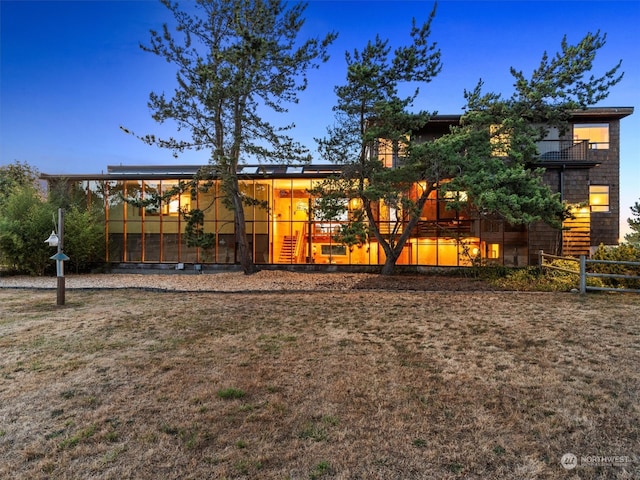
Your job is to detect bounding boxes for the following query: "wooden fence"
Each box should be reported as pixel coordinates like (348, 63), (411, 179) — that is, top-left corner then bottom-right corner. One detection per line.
(538, 251), (640, 294)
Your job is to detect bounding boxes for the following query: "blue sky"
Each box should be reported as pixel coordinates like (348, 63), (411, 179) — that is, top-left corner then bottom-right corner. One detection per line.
(1, 0), (638, 238)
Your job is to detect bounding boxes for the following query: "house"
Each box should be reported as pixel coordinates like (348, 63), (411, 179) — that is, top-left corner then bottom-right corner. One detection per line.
(41, 106), (633, 269)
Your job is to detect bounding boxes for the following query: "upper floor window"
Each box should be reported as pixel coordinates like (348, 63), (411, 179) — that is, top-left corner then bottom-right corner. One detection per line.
(574, 123), (609, 150)
(589, 185), (610, 212)
(375, 137), (408, 168)
(490, 124), (510, 157)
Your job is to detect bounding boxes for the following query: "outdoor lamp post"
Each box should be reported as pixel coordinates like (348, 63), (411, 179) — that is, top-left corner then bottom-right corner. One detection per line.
(44, 208), (69, 306)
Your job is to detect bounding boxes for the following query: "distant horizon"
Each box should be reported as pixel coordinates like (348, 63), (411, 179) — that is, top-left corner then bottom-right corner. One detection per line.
(1, 0), (638, 239)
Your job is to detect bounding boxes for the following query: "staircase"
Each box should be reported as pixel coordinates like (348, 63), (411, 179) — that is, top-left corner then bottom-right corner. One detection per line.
(562, 209), (591, 257)
(278, 235), (298, 263)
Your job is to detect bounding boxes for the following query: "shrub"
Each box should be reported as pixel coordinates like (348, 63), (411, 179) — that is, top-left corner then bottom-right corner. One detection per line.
(63, 206), (106, 273)
(0, 186), (56, 275)
(590, 244), (640, 290)
(490, 266), (577, 291)
(490, 261), (590, 292)
(0, 172), (107, 274)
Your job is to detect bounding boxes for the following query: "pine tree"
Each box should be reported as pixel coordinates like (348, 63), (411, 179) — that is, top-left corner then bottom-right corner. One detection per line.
(316, 22), (622, 274)
(625, 201), (640, 246)
(127, 0), (336, 273)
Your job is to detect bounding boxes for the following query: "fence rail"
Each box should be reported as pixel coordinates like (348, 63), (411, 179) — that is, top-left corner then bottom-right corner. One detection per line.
(539, 251), (640, 294)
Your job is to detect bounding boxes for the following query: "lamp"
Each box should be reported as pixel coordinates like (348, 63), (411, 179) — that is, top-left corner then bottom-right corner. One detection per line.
(45, 231), (59, 247)
(44, 209), (69, 306)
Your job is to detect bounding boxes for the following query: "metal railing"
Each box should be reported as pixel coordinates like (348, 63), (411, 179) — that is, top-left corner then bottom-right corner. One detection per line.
(535, 140), (589, 162)
(539, 250), (640, 294)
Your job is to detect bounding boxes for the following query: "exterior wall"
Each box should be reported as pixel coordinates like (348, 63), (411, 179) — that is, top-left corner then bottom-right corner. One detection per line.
(588, 118), (620, 245)
(43, 107), (632, 267)
(528, 167), (562, 261)
(527, 112), (628, 258)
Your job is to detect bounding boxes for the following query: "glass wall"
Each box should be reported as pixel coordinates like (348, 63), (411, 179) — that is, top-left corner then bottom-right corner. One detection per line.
(97, 177), (521, 267)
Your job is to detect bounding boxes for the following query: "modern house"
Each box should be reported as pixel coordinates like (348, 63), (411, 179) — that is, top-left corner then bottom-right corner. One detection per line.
(41, 106), (633, 269)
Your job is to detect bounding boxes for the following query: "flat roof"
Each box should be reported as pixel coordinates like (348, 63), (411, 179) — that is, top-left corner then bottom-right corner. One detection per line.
(40, 164), (345, 181)
(423, 107), (634, 126)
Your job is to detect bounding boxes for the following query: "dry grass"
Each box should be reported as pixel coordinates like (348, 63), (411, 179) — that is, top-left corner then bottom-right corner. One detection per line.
(1, 283), (639, 479)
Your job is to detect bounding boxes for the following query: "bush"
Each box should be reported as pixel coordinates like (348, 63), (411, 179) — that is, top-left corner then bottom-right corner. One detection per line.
(64, 206), (106, 273)
(489, 259), (607, 292)
(590, 244), (640, 290)
(0, 181), (107, 275)
(0, 186), (56, 275)
(490, 265), (578, 292)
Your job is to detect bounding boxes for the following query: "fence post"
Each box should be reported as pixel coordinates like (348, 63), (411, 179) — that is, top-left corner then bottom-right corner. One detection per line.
(579, 255), (587, 294)
(538, 250), (544, 268)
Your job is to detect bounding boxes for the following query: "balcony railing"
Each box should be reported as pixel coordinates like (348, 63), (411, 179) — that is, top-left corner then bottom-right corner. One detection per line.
(535, 140), (589, 162)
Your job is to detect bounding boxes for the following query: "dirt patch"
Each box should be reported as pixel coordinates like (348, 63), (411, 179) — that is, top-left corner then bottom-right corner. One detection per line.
(352, 274), (500, 291)
(0, 271), (498, 292)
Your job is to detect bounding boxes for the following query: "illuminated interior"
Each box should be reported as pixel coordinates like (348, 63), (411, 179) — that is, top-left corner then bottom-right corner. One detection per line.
(490, 124), (511, 157)
(41, 107), (632, 267)
(376, 137), (408, 168)
(589, 185), (610, 212)
(562, 205), (591, 256)
(91, 175), (530, 266)
(574, 123), (609, 149)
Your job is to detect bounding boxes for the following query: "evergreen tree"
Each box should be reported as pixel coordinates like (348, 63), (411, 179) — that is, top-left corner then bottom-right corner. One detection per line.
(315, 22), (622, 274)
(448, 31), (623, 226)
(624, 200), (640, 246)
(313, 6), (442, 275)
(126, 0), (336, 274)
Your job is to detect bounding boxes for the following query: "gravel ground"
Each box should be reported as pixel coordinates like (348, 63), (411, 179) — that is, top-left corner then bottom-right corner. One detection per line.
(0, 270), (497, 292)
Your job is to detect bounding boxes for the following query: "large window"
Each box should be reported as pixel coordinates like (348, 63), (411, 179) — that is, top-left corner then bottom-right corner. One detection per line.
(589, 185), (610, 212)
(490, 124), (510, 157)
(574, 123), (609, 149)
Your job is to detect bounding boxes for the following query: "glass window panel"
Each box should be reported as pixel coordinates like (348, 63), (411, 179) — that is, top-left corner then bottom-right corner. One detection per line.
(143, 181), (161, 216)
(144, 232), (161, 262)
(254, 181), (270, 222)
(181, 242), (198, 263)
(199, 184), (216, 222)
(108, 233), (124, 262)
(574, 123), (609, 149)
(126, 233), (142, 262)
(240, 182), (255, 219)
(255, 234), (269, 263)
(589, 185), (610, 212)
(162, 234), (180, 262)
(125, 181), (143, 220)
(217, 234), (235, 263)
(161, 181), (181, 216)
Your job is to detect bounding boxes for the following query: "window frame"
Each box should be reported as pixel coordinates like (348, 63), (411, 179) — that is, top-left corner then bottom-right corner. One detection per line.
(573, 123), (610, 150)
(589, 185), (610, 213)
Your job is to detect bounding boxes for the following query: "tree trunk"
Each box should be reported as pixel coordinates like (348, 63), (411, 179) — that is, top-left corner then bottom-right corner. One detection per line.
(230, 184), (257, 275)
(381, 253), (399, 275)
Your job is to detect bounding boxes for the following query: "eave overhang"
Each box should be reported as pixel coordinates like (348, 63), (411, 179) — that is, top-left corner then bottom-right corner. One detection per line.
(531, 160), (601, 169)
(40, 164), (346, 182)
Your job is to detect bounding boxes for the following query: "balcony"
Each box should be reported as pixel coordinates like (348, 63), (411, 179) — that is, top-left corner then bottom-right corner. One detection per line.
(534, 140), (590, 163)
(533, 139), (601, 169)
